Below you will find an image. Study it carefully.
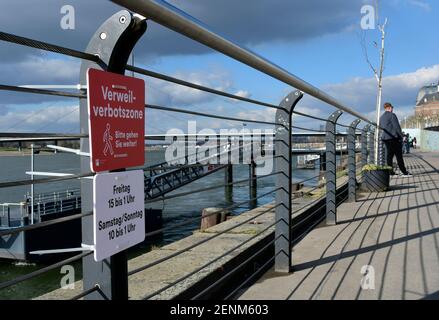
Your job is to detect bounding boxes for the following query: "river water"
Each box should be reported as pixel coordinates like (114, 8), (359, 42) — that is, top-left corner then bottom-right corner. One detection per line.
(0, 150), (321, 299)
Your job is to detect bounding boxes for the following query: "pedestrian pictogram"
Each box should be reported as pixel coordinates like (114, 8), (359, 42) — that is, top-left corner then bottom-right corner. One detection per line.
(103, 123), (114, 156)
(87, 68), (145, 172)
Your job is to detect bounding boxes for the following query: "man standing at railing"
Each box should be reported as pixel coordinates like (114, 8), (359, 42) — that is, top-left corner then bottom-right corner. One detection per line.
(380, 102), (412, 177)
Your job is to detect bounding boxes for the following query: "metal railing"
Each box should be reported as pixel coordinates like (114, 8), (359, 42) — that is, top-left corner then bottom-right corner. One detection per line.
(0, 1), (386, 300)
(111, 0), (376, 125)
(0, 203), (27, 228)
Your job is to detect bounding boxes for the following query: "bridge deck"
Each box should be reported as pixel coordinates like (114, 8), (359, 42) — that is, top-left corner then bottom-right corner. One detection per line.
(239, 151), (439, 300)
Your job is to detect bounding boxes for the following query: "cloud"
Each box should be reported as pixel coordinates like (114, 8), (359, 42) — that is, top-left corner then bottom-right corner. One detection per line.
(120, 70), (242, 110)
(0, 104), (79, 132)
(0, 62), (255, 134)
(0, 56), (80, 105)
(0, 104), (10, 116)
(0, 0), (365, 109)
(3, 63), (438, 135)
(294, 64), (439, 126)
(145, 68), (235, 106)
(234, 90), (251, 99)
(295, 105), (327, 119)
(0, 55), (245, 107)
(1, 0), (434, 134)
(324, 64), (439, 109)
(165, 0), (362, 47)
(407, 0), (431, 11)
(0, 1), (119, 63)
(236, 109), (276, 124)
(0, 56), (79, 85)
(0, 0), (364, 63)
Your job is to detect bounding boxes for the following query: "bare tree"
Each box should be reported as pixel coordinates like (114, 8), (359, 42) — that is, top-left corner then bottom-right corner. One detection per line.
(360, 1), (388, 164)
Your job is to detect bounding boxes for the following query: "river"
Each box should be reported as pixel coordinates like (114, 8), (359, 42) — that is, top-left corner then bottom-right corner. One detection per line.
(0, 150), (321, 299)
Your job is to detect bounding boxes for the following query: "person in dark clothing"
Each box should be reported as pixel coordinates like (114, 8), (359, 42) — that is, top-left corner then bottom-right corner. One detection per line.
(380, 102), (412, 177)
(405, 133), (411, 154)
(402, 132), (407, 154)
(402, 133), (409, 154)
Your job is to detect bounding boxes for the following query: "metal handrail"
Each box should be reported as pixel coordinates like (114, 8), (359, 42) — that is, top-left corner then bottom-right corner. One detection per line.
(0, 4), (377, 299)
(0, 132), (363, 143)
(111, 0), (376, 125)
(126, 64), (331, 122)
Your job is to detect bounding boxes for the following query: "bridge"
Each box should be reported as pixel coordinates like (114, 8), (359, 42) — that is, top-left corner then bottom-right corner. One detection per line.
(0, 157), (225, 230)
(0, 0), (437, 302)
(0, 136), (357, 231)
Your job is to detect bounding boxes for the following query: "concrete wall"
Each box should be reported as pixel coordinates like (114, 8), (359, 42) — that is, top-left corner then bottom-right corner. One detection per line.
(402, 128), (439, 151)
(420, 129), (439, 152)
(402, 128), (424, 148)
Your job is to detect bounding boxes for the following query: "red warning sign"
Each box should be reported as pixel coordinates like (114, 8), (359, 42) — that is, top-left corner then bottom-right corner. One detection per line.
(87, 68), (145, 172)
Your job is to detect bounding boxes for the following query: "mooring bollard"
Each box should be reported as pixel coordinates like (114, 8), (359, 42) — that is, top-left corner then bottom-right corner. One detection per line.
(200, 207), (228, 231)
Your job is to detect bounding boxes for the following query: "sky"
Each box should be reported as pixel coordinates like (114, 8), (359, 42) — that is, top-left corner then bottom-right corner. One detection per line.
(0, 0), (438, 135)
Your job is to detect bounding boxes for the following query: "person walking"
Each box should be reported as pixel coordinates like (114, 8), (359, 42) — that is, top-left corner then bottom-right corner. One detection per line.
(380, 102), (412, 177)
(405, 133), (411, 154)
(402, 132), (407, 154)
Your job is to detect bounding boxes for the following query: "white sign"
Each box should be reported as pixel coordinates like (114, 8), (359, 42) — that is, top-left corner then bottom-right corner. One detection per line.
(93, 170), (145, 261)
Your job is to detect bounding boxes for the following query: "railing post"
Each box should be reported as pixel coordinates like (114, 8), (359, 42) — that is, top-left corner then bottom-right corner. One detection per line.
(320, 152), (326, 171)
(361, 124), (370, 169)
(225, 136), (233, 203)
(383, 132), (388, 166)
(368, 127), (375, 164)
(274, 90), (303, 273)
(249, 160), (257, 208)
(325, 110), (343, 225)
(225, 136), (233, 184)
(348, 119), (361, 203)
(377, 129), (386, 166)
(79, 10), (146, 300)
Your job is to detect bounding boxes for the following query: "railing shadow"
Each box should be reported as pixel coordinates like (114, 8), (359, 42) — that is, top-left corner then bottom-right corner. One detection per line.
(285, 189), (378, 299)
(280, 154), (439, 300)
(291, 227), (439, 272)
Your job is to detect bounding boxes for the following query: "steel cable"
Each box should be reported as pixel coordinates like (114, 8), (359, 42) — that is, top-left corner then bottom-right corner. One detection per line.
(0, 172), (94, 189)
(143, 188), (280, 239)
(146, 104), (281, 127)
(0, 251), (92, 290)
(0, 84), (85, 99)
(129, 190), (279, 274)
(0, 211), (93, 237)
(0, 31), (99, 62)
(143, 219), (277, 299)
(128, 64), (331, 123)
(145, 171), (280, 204)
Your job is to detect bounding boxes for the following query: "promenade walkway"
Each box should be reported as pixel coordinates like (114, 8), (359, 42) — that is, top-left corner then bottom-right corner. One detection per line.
(239, 151), (439, 300)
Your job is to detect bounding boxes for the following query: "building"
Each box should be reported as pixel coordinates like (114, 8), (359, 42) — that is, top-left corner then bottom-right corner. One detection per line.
(415, 82), (439, 116)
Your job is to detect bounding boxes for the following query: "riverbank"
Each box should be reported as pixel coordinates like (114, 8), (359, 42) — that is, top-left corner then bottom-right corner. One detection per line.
(35, 176), (349, 300)
(0, 145), (166, 156)
(0, 151), (322, 299)
(0, 150), (54, 156)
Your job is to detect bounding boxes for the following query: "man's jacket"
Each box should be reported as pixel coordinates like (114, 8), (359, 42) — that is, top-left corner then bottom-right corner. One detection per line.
(380, 111), (403, 141)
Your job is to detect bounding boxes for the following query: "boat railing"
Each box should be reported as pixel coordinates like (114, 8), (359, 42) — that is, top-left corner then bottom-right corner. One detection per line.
(0, 203), (27, 228)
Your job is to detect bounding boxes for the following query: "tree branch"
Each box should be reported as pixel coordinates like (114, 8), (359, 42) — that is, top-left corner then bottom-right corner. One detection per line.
(359, 30), (378, 81)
